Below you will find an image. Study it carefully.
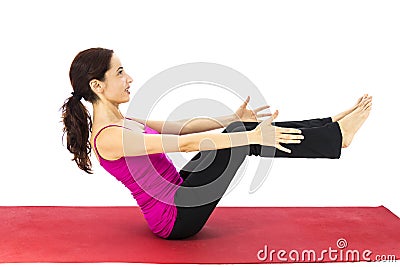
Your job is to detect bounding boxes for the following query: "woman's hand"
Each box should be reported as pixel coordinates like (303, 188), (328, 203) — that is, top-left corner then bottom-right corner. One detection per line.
(253, 110), (304, 153)
(234, 95), (271, 122)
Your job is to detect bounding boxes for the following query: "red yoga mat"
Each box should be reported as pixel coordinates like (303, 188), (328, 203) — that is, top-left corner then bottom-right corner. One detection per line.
(0, 205), (399, 264)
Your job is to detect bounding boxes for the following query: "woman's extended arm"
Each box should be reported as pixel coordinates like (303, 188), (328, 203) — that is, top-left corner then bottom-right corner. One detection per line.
(169, 114), (237, 134)
(126, 95), (271, 135)
(126, 114), (236, 135)
(96, 113), (302, 159)
(122, 127), (261, 156)
(95, 126), (260, 159)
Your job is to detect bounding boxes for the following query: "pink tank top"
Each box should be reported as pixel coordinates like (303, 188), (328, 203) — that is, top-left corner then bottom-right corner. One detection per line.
(93, 123), (183, 238)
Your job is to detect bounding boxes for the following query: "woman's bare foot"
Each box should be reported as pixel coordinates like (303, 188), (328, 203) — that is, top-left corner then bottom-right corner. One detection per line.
(337, 96), (372, 148)
(331, 94), (368, 122)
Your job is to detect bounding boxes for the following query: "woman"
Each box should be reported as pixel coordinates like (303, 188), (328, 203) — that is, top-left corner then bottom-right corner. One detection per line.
(60, 48), (372, 240)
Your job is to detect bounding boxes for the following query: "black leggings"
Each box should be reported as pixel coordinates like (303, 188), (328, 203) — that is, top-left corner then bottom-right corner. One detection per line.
(166, 117), (342, 240)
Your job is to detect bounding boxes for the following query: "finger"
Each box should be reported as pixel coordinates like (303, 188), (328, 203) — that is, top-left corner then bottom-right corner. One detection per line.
(279, 133), (305, 140)
(276, 144), (291, 153)
(257, 113), (273, 117)
(276, 127), (302, 134)
(273, 110), (279, 120)
(278, 139), (302, 144)
(266, 110), (279, 123)
(254, 105), (270, 112)
(241, 96), (250, 107)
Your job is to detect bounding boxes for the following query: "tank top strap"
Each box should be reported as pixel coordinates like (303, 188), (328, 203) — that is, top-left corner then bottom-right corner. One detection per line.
(93, 125), (129, 157)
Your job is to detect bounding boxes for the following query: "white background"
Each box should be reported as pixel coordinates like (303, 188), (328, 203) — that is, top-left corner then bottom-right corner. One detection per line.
(0, 0), (398, 266)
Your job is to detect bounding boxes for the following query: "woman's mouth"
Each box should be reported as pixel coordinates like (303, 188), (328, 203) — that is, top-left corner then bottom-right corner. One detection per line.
(125, 87), (130, 94)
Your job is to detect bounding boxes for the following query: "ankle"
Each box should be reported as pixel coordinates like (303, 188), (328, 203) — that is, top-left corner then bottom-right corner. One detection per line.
(337, 121), (349, 148)
(337, 120), (345, 134)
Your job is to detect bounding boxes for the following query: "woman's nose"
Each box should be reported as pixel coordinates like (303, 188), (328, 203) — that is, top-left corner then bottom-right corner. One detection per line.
(127, 74), (133, 83)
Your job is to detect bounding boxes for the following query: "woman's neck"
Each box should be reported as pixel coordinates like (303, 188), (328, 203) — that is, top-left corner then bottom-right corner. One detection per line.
(92, 99), (124, 125)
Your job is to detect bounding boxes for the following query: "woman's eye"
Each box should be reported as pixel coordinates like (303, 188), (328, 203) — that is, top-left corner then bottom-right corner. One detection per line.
(118, 70), (123, 75)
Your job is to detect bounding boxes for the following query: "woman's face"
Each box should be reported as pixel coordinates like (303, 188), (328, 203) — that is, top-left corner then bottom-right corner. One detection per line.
(101, 54), (133, 104)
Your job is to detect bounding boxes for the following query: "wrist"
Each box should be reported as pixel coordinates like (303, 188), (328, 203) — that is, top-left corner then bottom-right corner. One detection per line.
(228, 113), (239, 125)
(248, 128), (261, 145)
(222, 113), (238, 127)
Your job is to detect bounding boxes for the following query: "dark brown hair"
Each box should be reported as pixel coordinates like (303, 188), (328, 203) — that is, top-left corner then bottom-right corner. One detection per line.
(60, 48), (114, 173)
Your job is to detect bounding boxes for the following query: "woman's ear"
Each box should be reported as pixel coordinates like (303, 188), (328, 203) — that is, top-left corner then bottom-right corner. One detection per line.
(89, 79), (103, 93)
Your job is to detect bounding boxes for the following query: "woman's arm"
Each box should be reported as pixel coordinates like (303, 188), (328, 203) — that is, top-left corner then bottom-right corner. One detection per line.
(95, 125), (260, 159)
(126, 114), (236, 135)
(127, 95), (271, 135)
(126, 127), (260, 155)
(173, 114), (237, 134)
(96, 115), (302, 159)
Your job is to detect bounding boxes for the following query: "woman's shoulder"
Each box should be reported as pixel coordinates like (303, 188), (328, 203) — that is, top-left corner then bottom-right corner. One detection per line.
(90, 124), (122, 161)
(90, 120), (145, 161)
(91, 119), (144, 140)
(91, 121), (120, 142)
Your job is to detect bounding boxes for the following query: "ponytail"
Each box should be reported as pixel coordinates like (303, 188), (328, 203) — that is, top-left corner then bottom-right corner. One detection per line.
(61, 95), (93, 174)
(60, 47), (114, 174)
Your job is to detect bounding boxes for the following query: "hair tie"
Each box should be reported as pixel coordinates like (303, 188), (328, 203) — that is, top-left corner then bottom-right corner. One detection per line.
(71, 91), (82, 100)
